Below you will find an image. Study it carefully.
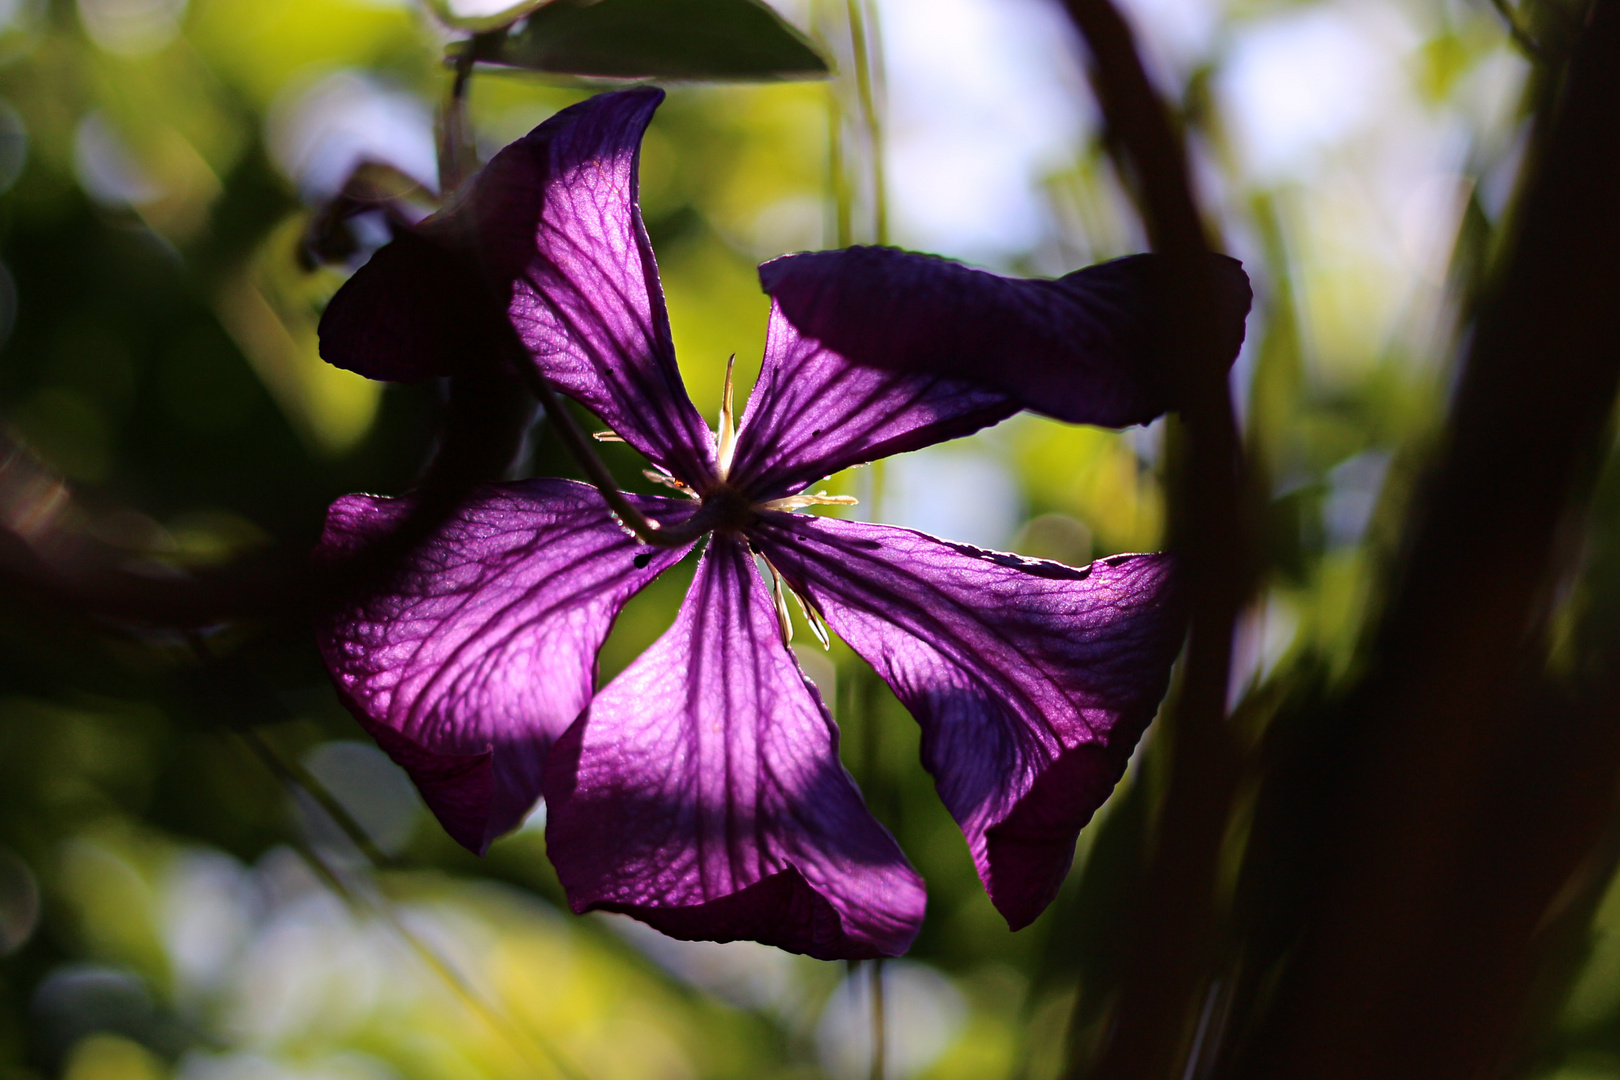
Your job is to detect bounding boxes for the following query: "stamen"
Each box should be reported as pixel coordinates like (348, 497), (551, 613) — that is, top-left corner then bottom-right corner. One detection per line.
(592, 431), (625, 443)
(763, 556), (793, 647)
(758, 492), (860, 513)
(792, 588), (832, 650)
(716, 353), (737, 480)
(642, 469), (698, 498)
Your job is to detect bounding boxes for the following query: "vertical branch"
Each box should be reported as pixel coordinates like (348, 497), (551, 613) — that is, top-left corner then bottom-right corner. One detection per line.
(1056, 2), (1251, 1077)
(1232, 1), (1620, 1075)
(870, 958), (888, 1080)
(846, 0), (888, 245)
(815, 0), (855, 247)
(437, 43), (481, 195)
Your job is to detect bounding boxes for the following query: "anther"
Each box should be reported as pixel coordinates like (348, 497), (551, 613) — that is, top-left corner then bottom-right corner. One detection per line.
(763, 556), (793, 647)
(643, 469), (698, 499)
(758, 492), (859, 513)
(715, 354), (737, 480)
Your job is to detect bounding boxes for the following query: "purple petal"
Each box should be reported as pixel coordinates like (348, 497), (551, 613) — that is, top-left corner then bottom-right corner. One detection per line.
(752, 514), (1183, 929)
(759, 247), (1252, 428)
(320, 89), (716, 484)
(316, 227), (489, 384)
(543, 533), (925, 959)
(315, 479), (694, 854)
(725, 300), (1017, 501)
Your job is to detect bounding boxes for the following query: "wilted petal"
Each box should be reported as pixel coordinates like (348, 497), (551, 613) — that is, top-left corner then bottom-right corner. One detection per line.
(726, 300), (1016, 501)
(320, 89), (715, 483)
(760, 246), (1252, 428)
(753, 514), (1182, 929)
(544, 533), (924, 959)
(315, 479), (693, 854)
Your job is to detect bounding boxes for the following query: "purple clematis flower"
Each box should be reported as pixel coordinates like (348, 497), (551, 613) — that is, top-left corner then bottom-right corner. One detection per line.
(314, 88), (1242, 960)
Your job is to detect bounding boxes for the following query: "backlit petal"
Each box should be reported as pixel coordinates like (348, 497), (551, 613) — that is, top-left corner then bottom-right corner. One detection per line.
(725, 300), (1016, 501)
(315, 479), (693, 854)
(752, 513), (1182, 929)
(760, 246), (1252, 428)
(543, 533), (925, 959)
(319, 89), (715, 484)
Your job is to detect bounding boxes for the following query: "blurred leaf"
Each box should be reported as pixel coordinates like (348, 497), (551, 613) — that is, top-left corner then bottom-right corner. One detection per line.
(470, 0), (829, 81)
(423, 0), (553, 34)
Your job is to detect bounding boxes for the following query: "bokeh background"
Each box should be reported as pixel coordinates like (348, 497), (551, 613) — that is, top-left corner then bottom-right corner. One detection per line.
(0, 0), (1596, 1077)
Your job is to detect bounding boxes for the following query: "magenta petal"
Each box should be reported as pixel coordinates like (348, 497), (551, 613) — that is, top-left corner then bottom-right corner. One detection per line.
(759, 246), (1252, 428)
(752, 514), (1183, 929)
(726, 300), (1017, 501)
(543, 533), (925, 959)
(481, 88), (715, 483)
(315, 479), (694, 854)
(319, 89), (715, 483)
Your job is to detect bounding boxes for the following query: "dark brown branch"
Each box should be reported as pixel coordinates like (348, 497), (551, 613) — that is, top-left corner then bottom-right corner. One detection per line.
(1056, 2), (1252, 1077)
(0, 363), (532, 631)
(1233, 1), (1620, 1075)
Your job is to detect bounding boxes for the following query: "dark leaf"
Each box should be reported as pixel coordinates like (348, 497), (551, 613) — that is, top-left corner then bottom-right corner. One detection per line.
(472, 0), (828, 81)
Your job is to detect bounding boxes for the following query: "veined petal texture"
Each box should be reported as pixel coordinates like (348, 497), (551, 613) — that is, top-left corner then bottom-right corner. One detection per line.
(726, 300), (1016, 501)
(760, 246), (1252, 428)
(319, 89), (715, 484)
(753, 514), (1182, 930)
(315, 480), (693, 854)
(543, 533), (925, 959)
(486, 88), (715, 483)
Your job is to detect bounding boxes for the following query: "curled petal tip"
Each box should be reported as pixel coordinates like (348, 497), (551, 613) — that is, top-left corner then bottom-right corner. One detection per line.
(754, 517), (1183, 928)
(759, 246), (1253, 429)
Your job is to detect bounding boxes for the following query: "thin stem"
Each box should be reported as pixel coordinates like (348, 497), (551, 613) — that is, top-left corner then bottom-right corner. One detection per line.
(845, 0), (887, 245)
(281, 816), (590, 1080)
(439, 44), (479, 195)
(183, 631), (396, 868)
(870, 957), (887, 1080)
(495, 324), (709, 549)
(1487, 0), (1549, 61)
(817, 0), (854, 247)
(236, 727), (396, 869)
(191, 643), (593, 1079)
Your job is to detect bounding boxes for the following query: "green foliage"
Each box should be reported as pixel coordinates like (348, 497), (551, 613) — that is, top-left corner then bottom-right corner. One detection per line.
(6, 0), (1620, 1077)
(473, 0), (830, 81)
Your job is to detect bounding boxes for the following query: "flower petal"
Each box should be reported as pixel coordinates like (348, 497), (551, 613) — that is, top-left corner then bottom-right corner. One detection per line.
(316, 227), (488, 384)
(319, 88), (715, 484)
(759, 246), (1252, 428)
(752, 514), (1183, 930)
(725, 300), (1017, 501)
(543, 533), (925, 959)
(315, 479), (694, 854)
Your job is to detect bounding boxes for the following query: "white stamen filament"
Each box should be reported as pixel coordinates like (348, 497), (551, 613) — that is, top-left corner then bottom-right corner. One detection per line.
(592, 430), (625, 443)
(715, 353), (738, 480)
(793, 589), (832, 650)
(642, 469), (698, 499)
(758, 492), (859, 512)
(763, 556), (793, 647)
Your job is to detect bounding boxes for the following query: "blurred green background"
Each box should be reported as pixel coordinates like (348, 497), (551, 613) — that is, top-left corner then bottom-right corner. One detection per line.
(0, 0), (1598, 1076)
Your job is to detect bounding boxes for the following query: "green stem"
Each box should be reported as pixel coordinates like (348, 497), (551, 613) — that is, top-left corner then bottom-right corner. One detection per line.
(816, 0), (854, 246)
(845, 0), (887, 245)
(236, 727), (396, 869)
(870, 957), (887, 1080)
(439, 44), (478, 195)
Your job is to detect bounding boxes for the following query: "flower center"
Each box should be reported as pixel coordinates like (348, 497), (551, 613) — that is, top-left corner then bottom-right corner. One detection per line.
(703, 482), (756, 534)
